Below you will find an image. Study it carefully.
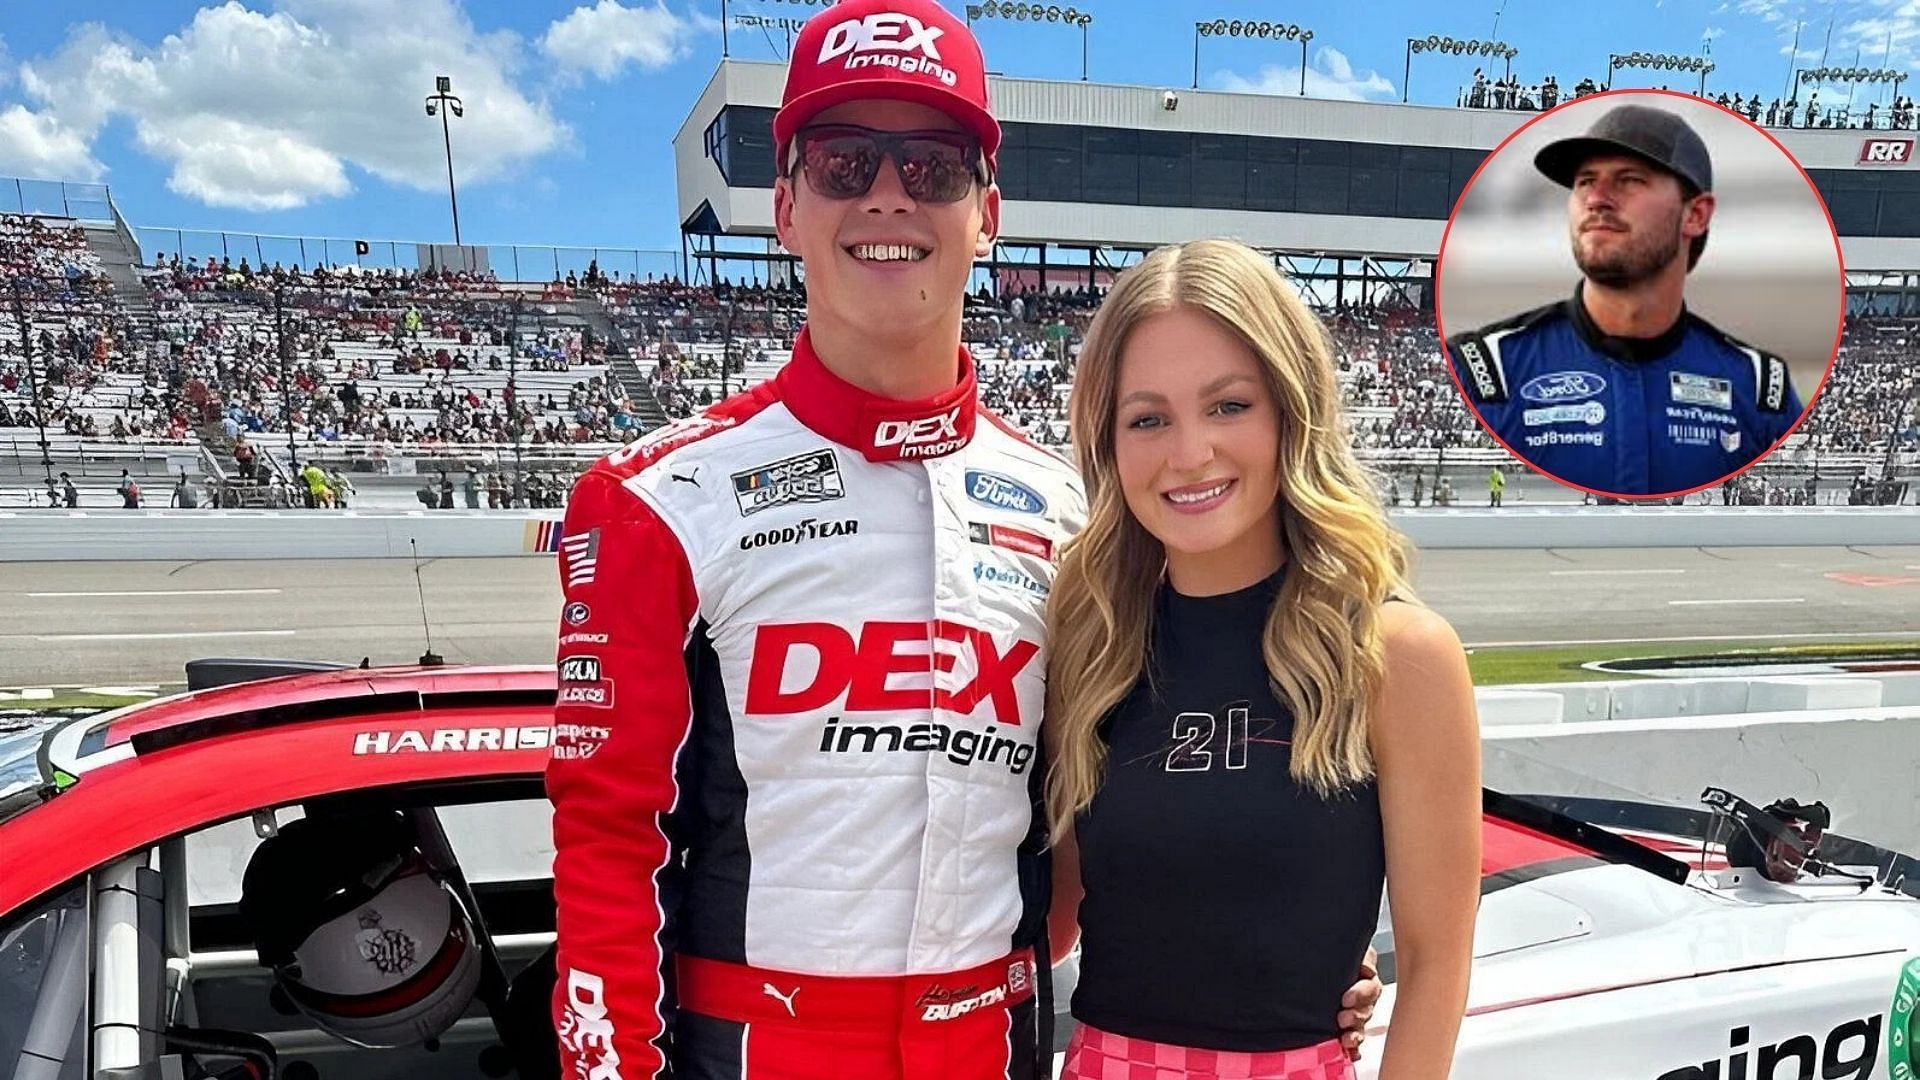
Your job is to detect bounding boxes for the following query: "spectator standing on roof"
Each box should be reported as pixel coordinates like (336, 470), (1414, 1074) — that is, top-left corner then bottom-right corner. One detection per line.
(117, 470), (141, 509)
(437, 471), (454, 509)
(463, 470), (482, 509)
(1488, 466), (1505, 507)
(61, 472), (78, 508)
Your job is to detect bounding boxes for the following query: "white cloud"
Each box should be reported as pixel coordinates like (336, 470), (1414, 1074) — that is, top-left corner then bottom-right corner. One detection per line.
(1737, 0), (1793, 24)
(145, 115), (350, 210)
(542, 0), (706, 82)
(1834, 13), (1920, 70)
(13, 1), (567, 211)
(1216, 46), (1397, 102)
(0, 105), (104, 181)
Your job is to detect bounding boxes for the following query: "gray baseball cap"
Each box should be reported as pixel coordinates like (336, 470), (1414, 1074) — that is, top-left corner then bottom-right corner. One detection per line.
(1534, 103), (1713, 193)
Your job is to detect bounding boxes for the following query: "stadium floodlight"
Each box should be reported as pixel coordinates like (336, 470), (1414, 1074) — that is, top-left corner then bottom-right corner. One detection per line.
(1609, 50), (1715, 94)
(1799, 66), (1906, 86)
(967, 3), (1095, 80)
(715, 0), (832, 57)
(1194, 14), (1316, 93)
(423, 76), (464, 247)
(1796, 65), (1908, 119)
(731, 13), (808, 35)
(1405, 35), (1515, 102)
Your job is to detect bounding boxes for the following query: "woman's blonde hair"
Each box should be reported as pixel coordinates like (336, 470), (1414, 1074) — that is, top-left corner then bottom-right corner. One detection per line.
(1045, 239), (1415, 843)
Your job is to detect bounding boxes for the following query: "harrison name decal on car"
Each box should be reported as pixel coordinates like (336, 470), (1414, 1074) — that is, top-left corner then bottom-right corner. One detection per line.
(353, 726), (552, 754)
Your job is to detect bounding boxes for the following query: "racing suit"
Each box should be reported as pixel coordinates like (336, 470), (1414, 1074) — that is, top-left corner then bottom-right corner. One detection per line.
(548, 329), (1086, 1080)
(1445, 283), (1804, 496)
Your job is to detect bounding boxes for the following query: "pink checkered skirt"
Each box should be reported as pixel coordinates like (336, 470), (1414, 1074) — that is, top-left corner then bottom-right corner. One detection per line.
(1059, 1022), (1356, 1080)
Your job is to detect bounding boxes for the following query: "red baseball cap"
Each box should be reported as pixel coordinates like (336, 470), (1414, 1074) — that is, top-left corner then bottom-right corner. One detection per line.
(774, 0), (1001, 178)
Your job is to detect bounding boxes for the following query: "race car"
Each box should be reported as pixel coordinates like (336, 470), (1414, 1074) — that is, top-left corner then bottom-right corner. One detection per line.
(2, 661), (1916, 1080)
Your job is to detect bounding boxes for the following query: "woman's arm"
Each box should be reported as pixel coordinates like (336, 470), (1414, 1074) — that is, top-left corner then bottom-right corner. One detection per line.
(1048, 826), (1085, 967)
(1373, 604), (1481, 1080)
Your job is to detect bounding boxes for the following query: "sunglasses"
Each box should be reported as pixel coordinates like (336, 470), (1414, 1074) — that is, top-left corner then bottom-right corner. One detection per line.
(790, 124), (987, 205)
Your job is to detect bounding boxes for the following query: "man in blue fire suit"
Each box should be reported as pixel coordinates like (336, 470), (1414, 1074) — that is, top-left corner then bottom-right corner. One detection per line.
(1445, 102), (1804, 497)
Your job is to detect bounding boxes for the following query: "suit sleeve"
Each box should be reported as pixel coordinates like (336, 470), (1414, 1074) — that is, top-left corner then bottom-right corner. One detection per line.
(1769, 368), (1807, 444)
(549, 466), (698, 1080)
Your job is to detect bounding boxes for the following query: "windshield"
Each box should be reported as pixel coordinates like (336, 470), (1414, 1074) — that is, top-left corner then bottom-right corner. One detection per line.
(1486, 741), (1918, 891)
(0, 715), (59, 815)
(0, 700), (164, 828)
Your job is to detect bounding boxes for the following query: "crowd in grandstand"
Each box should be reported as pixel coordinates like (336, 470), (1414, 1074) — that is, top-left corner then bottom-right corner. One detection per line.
(0, 214), (170, 440)
(1802, 315), (1920, 455)
(1456, 71), (1916, 130)
(2, 214), (109, 287)
(1328, 308), (1489, 452)
(141, 256), (636, 450)
(3, 212), (1916, 509)
(629, 278), (1100, 446)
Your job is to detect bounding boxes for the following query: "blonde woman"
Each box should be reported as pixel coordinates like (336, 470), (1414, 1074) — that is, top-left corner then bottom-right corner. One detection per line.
(1046, 239), (1481, 1080)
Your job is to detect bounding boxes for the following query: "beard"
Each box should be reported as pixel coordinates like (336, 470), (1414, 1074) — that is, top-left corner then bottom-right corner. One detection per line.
(1570, 207), (1685, 287)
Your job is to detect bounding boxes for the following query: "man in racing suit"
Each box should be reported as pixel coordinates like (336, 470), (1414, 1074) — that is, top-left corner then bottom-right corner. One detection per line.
(1445, 102), (1806, 497)
(549, 2), (1380, 1077)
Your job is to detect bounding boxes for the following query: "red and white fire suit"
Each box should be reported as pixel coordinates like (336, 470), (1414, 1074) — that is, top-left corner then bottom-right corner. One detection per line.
(549, 329), (1085, 1079)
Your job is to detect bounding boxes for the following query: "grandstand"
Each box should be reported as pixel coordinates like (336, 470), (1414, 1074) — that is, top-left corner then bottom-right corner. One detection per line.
(1, 66), (1916, 508)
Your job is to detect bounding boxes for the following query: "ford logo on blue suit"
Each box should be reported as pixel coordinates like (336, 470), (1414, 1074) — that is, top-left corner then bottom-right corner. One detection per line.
(1519, 371), (1607, 404)
(965, 470), (1047, 515)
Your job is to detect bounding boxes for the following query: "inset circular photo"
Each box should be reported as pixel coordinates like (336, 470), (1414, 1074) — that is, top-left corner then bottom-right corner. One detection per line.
(1436, 88), (1843, 500)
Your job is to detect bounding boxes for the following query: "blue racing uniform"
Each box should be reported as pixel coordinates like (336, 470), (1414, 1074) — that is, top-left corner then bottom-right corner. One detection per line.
(1445, 284), (1802, 496)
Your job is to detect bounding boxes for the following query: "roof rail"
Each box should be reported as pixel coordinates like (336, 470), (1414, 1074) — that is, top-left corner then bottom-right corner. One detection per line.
(184, 657), (355, 692)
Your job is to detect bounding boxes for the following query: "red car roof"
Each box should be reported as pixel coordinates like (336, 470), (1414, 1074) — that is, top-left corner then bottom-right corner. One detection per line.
(95, 664), (556, 747)
(2, 665), (1666, 916)
(2, 664), (557, 912)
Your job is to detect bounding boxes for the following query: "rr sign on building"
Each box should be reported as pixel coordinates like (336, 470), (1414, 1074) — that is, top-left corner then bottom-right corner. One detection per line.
(1859, 137), (1915, 165)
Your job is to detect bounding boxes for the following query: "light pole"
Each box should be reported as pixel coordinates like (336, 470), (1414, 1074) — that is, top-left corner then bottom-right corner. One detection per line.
(759, 0), (834, 56)
(722, 300), (736, 399)
(730, 13), (809, 59)
(270, 278), (300, 477)
(1404, 35), (1516, 103)
(966, 3), (1096, 81)
(1193, 18), (1313, 94)
(1606, 51), (1714, 96)
(424, 76), (465, 249)
(9, 277), (54, 490)
(508, 297), (525, 500)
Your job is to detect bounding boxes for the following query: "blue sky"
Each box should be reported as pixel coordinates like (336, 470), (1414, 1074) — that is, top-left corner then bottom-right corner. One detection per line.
(0, 0), (1909, 259)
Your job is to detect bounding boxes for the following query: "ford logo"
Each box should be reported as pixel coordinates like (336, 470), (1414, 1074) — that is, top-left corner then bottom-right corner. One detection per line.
(965, 470), (1047, 515)
(1520, 371), (1607, 404)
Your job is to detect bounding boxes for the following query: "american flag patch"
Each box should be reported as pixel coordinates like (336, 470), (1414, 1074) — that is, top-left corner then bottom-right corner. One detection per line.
(560, 528), (600, 588)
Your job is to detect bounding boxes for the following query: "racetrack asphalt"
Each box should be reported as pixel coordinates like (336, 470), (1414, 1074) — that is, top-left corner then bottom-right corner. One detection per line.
(2, 545), (1917, 687)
